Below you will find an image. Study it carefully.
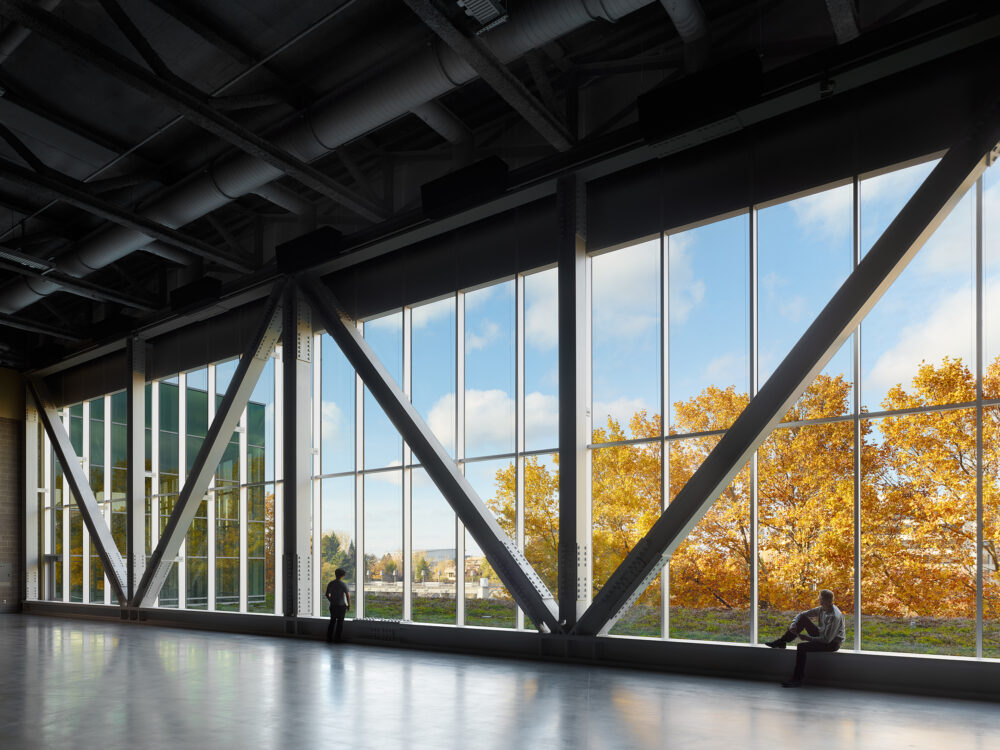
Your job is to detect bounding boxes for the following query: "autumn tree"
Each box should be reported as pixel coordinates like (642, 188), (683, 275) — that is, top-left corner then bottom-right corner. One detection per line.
(483, 357), (1000, 627)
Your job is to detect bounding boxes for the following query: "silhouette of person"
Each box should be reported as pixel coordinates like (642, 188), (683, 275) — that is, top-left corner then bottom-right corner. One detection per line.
(325, 568), (351, 644)
(765, 588), (845, 687)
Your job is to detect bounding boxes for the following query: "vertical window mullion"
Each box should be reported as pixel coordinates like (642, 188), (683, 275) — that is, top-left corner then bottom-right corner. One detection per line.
(853, 174), (863, 652)
(354, 322), (365, 619)
(402, 307), (413, 622)
(976, 174), (985, 659)
(104, 400), (112, 605)
(178, 372), (188, 609)
(661, 231), (669, 639)
(515, 276), (525, 630)
(456, 291), (466, 626)
(749, 206), (759, 645)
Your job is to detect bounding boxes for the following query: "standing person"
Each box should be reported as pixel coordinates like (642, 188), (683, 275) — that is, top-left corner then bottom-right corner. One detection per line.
(325, 568), (351, 644)
(765, 588), (845, 687)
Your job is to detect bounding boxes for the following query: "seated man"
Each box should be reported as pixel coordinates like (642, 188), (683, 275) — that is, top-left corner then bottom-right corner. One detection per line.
(765, 589), (845, 687)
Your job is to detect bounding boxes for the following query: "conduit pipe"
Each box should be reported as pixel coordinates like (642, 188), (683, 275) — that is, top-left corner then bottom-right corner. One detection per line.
(658, 0), (707, 43)
(0, 0), (657, 313)
(252, 183), (315, 216)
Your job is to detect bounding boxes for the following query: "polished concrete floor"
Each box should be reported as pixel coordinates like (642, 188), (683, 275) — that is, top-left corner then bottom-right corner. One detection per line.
(2, 615), (999, 750)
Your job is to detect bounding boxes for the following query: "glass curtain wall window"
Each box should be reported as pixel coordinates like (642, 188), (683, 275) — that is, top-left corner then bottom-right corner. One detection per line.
(314, 268), (559, 629)
(585, 157), (1000, 659)
(40, 356), (280, 614)
(28, 154), (1000, 663)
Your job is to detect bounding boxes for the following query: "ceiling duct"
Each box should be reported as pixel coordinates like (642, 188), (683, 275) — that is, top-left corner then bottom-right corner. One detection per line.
(457, 0), (508, 34)
(0, 0), (657, 315)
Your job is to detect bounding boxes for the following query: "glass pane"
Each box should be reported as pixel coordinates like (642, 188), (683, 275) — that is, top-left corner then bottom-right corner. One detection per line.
(364, 313), (403, 470)
(157, 495), (179, 608)
(985, 407), (1000, 658)
(985, 162), (1000, 400)
(592, 239), (661, 441)
(215, 490), (239, 611)
(69, 507), (82, 602)
(321, 477), (355, 612)
(524, 269), (559, 451)
(186, 498), (208, 610)
(861, 412), (976, 656)
(411, 468), (456, 624)
(668, 436), (751, 642)
(465, 281), (516, 457)
(247, 484), (275, 613)
(364, 471), (402, 618)
(411, 297), (456, 455)
(159, 382), (179, 494)
(669, 214), (749, 434)
(321, 333), (355, 475)
(524, 454), (559, 598)
(591, 442), (662, 638)
(465, 459), (516, 628)
(89, 398), (104, 502)
(757, 422), (855, 646)
(861, 174), (974, 411)
(249, 357), (275, 483)
(215, 359), (238, 395)
(90, 542), (104, 604)
(758, 184), (853, 418)
(860, 159), (937, 256)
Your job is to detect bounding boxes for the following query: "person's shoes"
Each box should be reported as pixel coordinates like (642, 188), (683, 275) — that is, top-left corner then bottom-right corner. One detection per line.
(765, 639), (786, 649)
(781, 680), (802, 688)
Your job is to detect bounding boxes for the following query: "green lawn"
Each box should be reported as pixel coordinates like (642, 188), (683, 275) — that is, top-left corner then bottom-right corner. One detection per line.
(351, 596), (1000, 657)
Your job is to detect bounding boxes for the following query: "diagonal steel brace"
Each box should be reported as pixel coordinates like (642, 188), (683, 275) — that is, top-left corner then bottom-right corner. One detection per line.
(298, 274), (562, 633)
(573, 98), (1000, 636)
(28, 376), (129, 604)
(131, 280), (285, 607)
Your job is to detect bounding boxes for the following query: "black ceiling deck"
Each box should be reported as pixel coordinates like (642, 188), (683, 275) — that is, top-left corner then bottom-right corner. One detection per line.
(0, 0), (975, 371)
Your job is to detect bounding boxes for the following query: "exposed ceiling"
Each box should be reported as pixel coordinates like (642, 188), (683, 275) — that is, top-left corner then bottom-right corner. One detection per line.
(0, 0), (986, 371)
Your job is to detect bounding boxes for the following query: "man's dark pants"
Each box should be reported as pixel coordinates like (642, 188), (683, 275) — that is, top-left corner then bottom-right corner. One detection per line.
(786, 612), (841, 682)
(327, 604), (347, 643)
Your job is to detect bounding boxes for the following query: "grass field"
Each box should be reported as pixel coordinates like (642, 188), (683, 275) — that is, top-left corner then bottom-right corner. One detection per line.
(359, 596), (1000, 656)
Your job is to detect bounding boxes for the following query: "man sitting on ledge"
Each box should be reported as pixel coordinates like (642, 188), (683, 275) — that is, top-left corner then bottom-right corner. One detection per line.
(765, 588), (845, 688)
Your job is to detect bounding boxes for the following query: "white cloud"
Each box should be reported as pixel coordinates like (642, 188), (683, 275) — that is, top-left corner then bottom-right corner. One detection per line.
(703, 351), (746, 385)
(425, 389), (558, 453)
(321, 400), (347, 451)
(592, 238), (661, 341)
(865, 284), (977, 399)
(524, 392), (559, 442)
(760, 271), (787, 301)
(592, 396), (651, 430)
(667, 233), (705, 324)
(465, 320), (500, 351)
(367, 461), (403, 486)
(790, 183), (853, 244)
(411, 298), (453, 329)
(525, 270), (558, 350)
(909, 190), (975, 277)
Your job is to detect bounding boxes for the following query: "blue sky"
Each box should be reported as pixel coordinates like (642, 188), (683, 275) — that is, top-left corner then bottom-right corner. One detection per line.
(317, 157), (1000, 558)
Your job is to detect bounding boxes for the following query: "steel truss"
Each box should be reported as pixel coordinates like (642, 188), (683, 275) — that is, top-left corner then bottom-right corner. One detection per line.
(572, 94), (1000, 636)
(27, 375), (128, 604)
(131, 282), (285, 608)
(298, 274), (561, 633)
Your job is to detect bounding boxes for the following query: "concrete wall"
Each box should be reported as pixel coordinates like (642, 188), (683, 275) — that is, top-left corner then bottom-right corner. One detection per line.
(0, 368), (24, 614)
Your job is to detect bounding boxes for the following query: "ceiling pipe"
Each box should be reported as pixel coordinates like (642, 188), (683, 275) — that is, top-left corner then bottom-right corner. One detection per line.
(0, 0), (60, 65)
(0, 0), (656, 314)
(410, 102), (471, 145)
(251, 183), (314, 216)
(658, 0), (707, 43)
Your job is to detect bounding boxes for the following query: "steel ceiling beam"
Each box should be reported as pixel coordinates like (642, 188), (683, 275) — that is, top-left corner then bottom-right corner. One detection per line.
(0, 155), (254, 273)
(131, 281), (284, 608)
(0, 249), (158, 311)
(0, 310), (82, 340)
(401, 0), (575, 152)
(28, 375), (129, 604)
(0, 0), (388, 222)
(573, 94), (1000, 637)
(298, 274), (561, 633)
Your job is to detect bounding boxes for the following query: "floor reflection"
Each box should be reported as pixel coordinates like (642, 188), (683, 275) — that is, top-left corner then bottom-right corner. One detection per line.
(1, 615), (998, 750)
